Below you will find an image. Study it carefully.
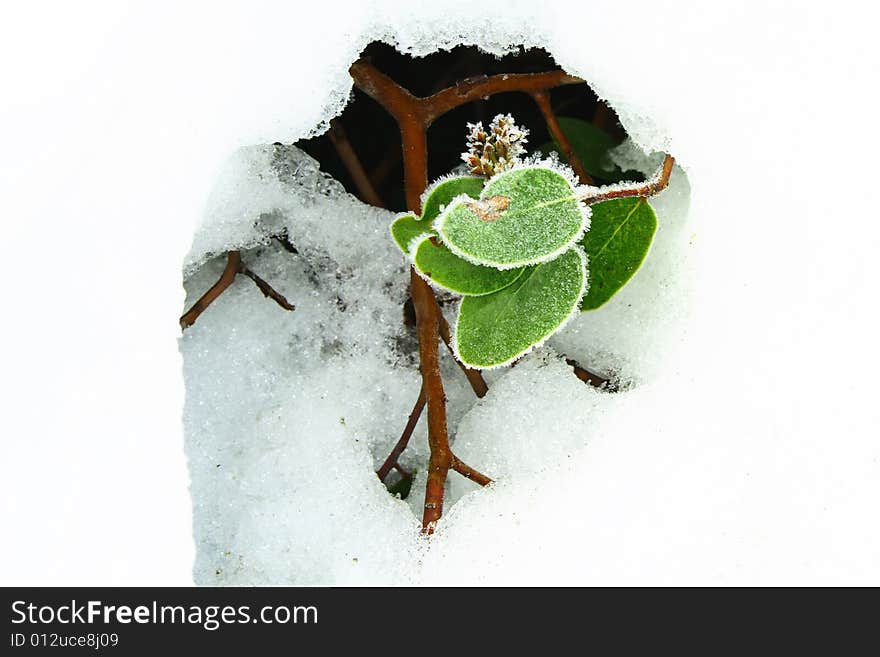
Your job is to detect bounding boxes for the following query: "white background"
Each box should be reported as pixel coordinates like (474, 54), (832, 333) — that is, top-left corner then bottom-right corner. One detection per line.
(1, 0), (879, 585)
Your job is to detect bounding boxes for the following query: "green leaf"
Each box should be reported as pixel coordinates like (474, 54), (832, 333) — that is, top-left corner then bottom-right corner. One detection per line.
(435, 166), (587, 269)
(421, 175), (484, 224)
(454, 247), (587, 368)
(579, 198), (657, 311)
(411, 235), (525, 296)
(538, 118), (646, 184)
(539, 117), (617, 178)
(390, 213), (430, 253)
(390, 177), (484, 255)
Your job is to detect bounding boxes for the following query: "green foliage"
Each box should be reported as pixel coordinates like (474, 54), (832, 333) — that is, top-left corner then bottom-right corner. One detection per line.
(387, 114), (666, 370)
(539, 116), (644, 184)
(454, 247), (586, 368)
(412, 235), (525, 296)
(540, 117), (617, 178)
(436, 167), (587, 268)
(579, 198), (657, 311)
(391, 177), (485, 254)
(421, 176), (484, 224)
(390, 213), (429, 253)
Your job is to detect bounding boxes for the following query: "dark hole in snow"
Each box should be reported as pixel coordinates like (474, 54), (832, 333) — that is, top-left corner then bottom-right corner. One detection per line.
(295, 43), (632, 211)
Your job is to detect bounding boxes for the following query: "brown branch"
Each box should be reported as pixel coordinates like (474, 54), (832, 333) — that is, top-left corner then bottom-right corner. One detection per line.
(350, 60), (584, 127)
(180, 251), (241, 329)
(240, 267), (296, 311)
(351, 60), (487, 532)
(180, 250), (296, 330)
(565, 358), (613, 390)
(451, 457), (492, 487)
(592, 102), (611, 131)
(423, 70), (583, 123)
(327, 118), (386, 208)
(377, 386), (426, 481)
(348, 59), (664, 533)
(582, 155), (675, 205)
(370, 142), (402, 190)
(439, 314), (488, 399)
(410, 270), (451, 533)
(349, 61), (423, 123)
(531, 89), (594, 185)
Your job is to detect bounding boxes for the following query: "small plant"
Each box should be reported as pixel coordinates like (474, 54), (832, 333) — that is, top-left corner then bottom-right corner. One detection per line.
(391, 114), (669, 369)
(181, 57), (676, 535)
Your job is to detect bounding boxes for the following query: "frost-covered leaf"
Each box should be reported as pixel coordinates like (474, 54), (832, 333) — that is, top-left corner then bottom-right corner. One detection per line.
(391, 178), (484, 254)
(411, 235), (524, 296)
(436, 166), (588, 269)
(455, 247), (587, 368)
(579, 198), (656, 311)
(421, 175), (484, 224)
(390, 213), (430, 253)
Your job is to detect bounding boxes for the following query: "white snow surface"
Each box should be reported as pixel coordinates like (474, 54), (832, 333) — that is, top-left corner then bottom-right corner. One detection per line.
(2, 0), (879, 585)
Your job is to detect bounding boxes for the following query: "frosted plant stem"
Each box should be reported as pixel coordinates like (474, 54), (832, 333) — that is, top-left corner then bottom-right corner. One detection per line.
(349, 58), (599, 532)
(592, 102), (611, 131)
(180, 251), (296, 329)
(451, 457), (493, 487)
(579, 155), (675, 205)
(531, 89), (595, 185)
(239, 266), (296, 311)
(328, 112), (493, 402)
(376, 385), (426, 482)
(565, 358), (613, 390)
(439, 314), (488, 398)
(327, 118), (386, 208)
(180, 251), (242, 328)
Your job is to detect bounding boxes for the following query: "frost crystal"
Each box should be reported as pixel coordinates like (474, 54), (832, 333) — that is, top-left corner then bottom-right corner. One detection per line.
(462, 113), (529, 177)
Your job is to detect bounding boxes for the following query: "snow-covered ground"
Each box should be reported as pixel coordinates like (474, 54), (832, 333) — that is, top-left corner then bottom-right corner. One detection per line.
(180, 143), (692, 584)
(2, 1), (879, 585)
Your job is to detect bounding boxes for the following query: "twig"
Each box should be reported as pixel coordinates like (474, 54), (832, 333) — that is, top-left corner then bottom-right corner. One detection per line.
(240, 267), (296, 311)
(350, 58), (672, 533)
(273, 233), (299, 254)
(592, 102), (611, 131)
(180, 251), (296, 330)
(350, 61), (584, 128)
(327, 118), (386, 208)
(423, 71), (584, 123)
(565, 358), (613, 390)
(376, 386), (426, 482)
(451, 457), (492, 487)
(438, 314), (488, 398)
(180, 252), (241, 329)
(531, 89), (594, 185)
(370, 142), (401, 190)
(581, 155), (675, 205)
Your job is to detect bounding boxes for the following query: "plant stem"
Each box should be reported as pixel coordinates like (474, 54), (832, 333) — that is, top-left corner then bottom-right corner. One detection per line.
(376, 386), (426, 482)
(439, 314), (488, 398)
(328, 118), (386, 208)
(180, 251), (296, 330)
(531, 89), (594, 185)
(581, 155), (675, 204)
(240, 266), (296, 311)
(565, 358), (613, 390)
(348, 58), (666, 532)
(180, 251), (242, 329)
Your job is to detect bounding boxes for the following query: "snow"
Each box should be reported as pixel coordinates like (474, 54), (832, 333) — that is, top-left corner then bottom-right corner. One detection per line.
(2, 0), (880, 585)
